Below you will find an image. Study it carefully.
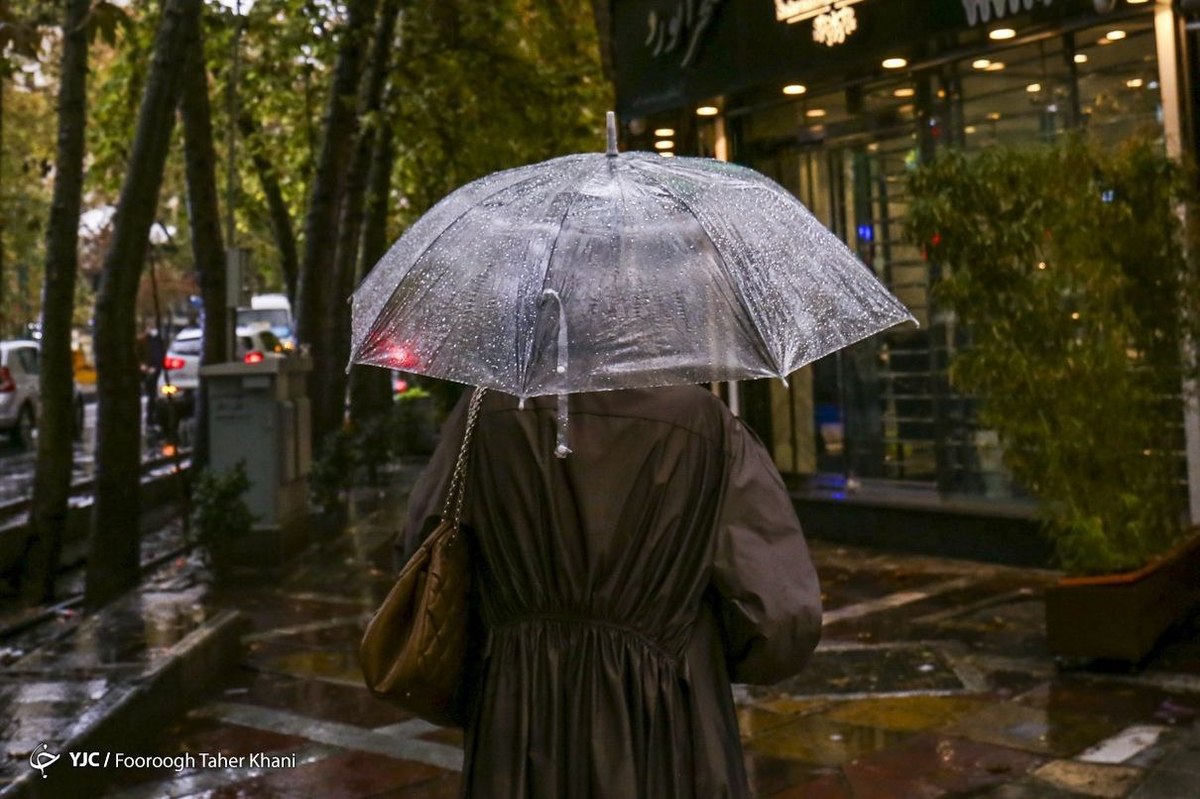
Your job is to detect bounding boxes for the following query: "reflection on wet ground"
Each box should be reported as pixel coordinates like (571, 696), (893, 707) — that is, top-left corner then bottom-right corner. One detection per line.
(0, 400), (173, 505)
(14, 458), (1199, 798)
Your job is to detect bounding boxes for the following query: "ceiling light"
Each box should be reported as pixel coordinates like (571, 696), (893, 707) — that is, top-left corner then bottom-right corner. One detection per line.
(987, 112), (1001, 120)
(1128, 0), (1149, 3)
(696, 105), (719, 116)
(783, 84), (807, 95)
(965, 125), (977, 134)
(882, 57), (907, 69)
(972, 59), (991, 69)
(654, 140), (674, 150)
(1074, 53), (1088, 64)
(989, 28), (1016, 41)
(1126, 78), (1144, 88)
(985, 61), (1006, 71)
(1026, 83), (1041, 93)
(1149, 80), (1159, 89)
(1106, 30), (1126, 41)
(653, 128), (675, 137)
(894, 88), (915, 98)
(806, 108), (827, 118)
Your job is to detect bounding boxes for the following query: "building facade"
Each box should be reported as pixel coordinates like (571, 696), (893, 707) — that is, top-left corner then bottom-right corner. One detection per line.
(610, 0), (1198, 511)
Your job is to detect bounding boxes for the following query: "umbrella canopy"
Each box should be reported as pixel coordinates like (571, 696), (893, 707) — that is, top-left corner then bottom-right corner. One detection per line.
(350, 115), (914, 400)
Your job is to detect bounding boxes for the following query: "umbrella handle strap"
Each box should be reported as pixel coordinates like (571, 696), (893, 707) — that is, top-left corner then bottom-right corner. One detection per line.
(555, 394), (570, 458)
(542, 287), (572, 459)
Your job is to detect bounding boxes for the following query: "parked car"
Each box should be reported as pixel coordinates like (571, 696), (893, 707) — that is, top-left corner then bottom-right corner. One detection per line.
(155, 326), (286, 433)
(236, 293), (295, 349)
(0, 340), (86, 449)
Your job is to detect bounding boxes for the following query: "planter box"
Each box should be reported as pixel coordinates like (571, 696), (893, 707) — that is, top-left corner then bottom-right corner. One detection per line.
(1045, 533), (1200, 663)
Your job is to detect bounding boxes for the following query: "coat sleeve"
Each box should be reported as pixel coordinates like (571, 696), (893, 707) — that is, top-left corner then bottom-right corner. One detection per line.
(710, 418), (823, 685)
(396, 392), (471, 564)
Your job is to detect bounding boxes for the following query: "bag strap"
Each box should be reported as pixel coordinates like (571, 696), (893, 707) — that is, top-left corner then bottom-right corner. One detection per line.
(442, 387), (487, 528)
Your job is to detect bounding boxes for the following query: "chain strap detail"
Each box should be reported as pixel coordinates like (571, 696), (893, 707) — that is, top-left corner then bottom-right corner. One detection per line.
(442, 387), (487, 528)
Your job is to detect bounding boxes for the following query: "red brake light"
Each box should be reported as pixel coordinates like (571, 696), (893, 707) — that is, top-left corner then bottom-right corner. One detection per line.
(163, 356), (186, 371)
(243, 351), (265, 364)
(0, 367), (13, 393)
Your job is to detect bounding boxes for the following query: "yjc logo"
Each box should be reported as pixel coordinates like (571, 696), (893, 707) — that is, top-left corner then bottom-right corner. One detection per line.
(29, 743), (59, 779)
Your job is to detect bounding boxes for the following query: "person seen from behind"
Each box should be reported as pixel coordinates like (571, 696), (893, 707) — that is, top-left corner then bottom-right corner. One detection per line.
(401, 385), (823, 798)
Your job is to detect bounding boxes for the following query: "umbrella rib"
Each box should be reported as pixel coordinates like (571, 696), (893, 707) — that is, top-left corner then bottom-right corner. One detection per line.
(518, 164), (595, 396)
(626, 158), (783, 378)
(350, 166), (571, 365)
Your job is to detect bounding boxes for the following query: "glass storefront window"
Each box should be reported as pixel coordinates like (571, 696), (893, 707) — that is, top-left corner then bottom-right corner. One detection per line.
(728, 8), (1164, 498)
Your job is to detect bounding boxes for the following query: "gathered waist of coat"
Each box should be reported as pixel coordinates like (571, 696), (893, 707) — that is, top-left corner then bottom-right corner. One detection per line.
(485, 613), (688, 665)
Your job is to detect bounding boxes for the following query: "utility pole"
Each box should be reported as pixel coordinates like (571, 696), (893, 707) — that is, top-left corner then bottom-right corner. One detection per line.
(224, 0), (243, 362)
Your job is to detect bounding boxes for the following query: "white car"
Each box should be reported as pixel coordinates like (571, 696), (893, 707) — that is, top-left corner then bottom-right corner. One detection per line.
(0, 340), (41, 448)
(0, 340), (87, 449)
(156, 326), (286, 424)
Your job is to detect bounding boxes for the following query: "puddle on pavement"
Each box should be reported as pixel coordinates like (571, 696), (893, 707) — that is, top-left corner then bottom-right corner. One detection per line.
(743, 713), (909, 766)
(255, 649), (364, 686)
(822, 695), (989, 733)
(757, 645), (964, 698)
(835, 732), (1050, 797)
(15, 588), (210, 672)
(944, 701), (1125, 758)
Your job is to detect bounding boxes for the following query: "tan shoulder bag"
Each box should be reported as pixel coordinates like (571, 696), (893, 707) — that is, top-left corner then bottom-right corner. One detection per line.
(359, 387), (485, 727)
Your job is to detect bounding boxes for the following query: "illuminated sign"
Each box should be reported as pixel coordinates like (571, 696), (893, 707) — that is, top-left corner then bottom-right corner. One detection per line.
(961, 0), (1055, 27)
(775, 0), (864, 47)
(645, 0), (726, 66)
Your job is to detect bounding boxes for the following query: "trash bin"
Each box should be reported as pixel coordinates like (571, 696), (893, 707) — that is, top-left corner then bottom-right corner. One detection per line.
(199, 355), (312, 567)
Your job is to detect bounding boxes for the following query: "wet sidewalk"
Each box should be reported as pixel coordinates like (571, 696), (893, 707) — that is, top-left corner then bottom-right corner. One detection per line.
(57, 462), (1200, 797)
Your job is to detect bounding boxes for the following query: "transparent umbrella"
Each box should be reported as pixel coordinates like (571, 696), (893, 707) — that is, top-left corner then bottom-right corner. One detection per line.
(350, 113), (915, 454)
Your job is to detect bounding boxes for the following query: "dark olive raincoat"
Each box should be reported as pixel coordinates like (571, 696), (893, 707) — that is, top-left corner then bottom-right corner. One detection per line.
(402, 386), (822, 798)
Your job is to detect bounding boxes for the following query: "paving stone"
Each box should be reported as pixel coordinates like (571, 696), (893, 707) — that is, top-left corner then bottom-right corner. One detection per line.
(1126, 765), (1200, 798)
(969, 777), (1096, 797)
(1030, 760), (1144, 798)
(1077, 725), (1169, 765)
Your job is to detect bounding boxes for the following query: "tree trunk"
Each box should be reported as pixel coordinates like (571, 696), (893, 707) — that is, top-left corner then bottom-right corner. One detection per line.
(0, 73), (6, 336)
(348, 102), (396, 423)
(87, 0), (198, 609)
(24, 0), (90, 606)
(330, 0), (400, 429)
(295, 0), (378, 450)
(180, 14), (225, 471)
(239, 113), (297, 303)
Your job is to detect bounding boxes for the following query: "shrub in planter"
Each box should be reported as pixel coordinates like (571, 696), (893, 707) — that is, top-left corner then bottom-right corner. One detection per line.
(191, 462), (256, 574)
(909, 136), (1200, 661)
(907, 136), (1200, 576)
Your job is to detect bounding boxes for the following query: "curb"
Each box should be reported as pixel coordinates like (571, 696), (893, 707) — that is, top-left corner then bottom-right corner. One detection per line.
(0, 463), (191, 579)
(1, 607), (247, 799)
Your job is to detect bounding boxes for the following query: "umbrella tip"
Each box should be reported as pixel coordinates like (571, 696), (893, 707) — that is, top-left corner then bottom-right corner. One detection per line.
(606, 111), (618, 157)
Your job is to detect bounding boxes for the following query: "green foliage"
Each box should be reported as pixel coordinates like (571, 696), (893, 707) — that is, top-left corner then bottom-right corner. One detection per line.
(191, 461), (256, 568)
(389, 0), (613, 224)
(309, 388), (438, 510)
(908, 136), (1200, 575)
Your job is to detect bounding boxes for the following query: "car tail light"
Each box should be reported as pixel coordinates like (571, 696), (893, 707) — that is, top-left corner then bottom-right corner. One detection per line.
(243, 351), (265, 364)
(163, 356), (186, 371)
(0, 367), (13, 393)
